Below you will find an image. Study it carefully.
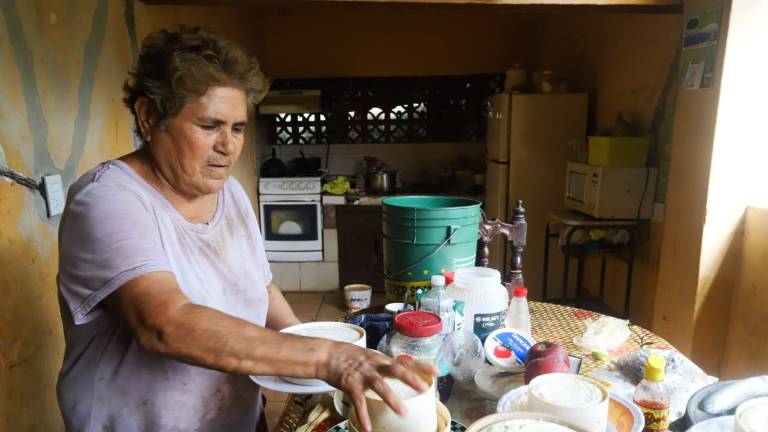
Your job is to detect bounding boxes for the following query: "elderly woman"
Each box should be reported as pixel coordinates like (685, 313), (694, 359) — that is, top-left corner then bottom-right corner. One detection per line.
(57, 27), (432, 432)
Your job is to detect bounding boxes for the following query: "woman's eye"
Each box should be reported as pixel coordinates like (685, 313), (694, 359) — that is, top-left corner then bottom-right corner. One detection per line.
(200, 124), (218, 131)
(233, 126), (245, 134)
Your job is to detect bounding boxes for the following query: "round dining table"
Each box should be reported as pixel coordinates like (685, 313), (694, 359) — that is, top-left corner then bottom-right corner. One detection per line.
(272, 301), (673, 432)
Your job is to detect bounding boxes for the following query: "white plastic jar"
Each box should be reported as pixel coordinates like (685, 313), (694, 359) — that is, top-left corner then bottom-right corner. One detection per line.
(446, 267), (509, 341)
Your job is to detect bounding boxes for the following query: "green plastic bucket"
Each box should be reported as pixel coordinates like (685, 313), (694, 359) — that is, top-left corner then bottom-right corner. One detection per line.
(382, 196), (482, 302)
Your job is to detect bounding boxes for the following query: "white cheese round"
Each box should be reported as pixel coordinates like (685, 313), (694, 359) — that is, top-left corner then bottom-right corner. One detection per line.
(482, 419), (577, 432)
(364, 377), (422, 400)
(531, 376), (604, 408)
(287, 324), (361, 343)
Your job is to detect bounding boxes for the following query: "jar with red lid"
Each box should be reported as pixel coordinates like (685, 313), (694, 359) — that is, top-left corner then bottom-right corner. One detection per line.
(390, 311), (443, 364)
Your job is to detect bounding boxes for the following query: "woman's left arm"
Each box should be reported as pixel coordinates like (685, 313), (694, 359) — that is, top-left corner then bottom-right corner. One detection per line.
(265, 282), (302, 330)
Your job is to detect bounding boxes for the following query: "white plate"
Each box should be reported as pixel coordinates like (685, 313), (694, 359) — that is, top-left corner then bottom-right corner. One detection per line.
(473, 365), (525, 398)
(250, 375), (336, 394)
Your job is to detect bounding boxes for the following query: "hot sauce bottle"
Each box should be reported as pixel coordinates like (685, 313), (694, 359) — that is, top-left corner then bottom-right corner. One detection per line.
(633, 354), (670, 432)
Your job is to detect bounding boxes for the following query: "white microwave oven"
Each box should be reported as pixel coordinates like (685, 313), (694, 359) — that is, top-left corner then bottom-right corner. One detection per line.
(564, 162), (657, 219)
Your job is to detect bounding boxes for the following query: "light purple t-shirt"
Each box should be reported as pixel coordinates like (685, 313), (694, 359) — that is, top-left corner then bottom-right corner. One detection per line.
(57, 160), (272, 432)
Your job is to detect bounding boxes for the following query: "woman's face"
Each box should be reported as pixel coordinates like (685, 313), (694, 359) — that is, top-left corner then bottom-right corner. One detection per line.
(146, 86), (247, 198)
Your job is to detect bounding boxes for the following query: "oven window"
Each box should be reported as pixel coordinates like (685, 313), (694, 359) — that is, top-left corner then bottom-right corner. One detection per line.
(263, 204), (319, 241)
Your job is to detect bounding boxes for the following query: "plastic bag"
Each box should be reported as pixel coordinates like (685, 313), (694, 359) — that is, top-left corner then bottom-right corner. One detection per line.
(347, 313), (392, 349)
(573, 316), (631, 353)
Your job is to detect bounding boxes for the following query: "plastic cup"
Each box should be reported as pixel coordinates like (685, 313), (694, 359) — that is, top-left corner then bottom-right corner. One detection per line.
(344, 284), (373, 313)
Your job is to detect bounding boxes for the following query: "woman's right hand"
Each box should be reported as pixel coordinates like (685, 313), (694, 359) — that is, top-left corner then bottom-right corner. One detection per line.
(317, 343), (438, 432)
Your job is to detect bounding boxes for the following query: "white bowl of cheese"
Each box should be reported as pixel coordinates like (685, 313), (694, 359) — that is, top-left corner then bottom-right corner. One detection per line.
(527, 373), (609, 432)
(467, 412), (587, 432)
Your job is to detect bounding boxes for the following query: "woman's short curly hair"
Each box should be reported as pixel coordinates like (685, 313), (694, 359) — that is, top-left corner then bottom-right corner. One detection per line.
(123, 26), (269, 144)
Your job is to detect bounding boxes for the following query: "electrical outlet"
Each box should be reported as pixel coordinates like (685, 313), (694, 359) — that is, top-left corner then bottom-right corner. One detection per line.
(42, 174), (65, 217)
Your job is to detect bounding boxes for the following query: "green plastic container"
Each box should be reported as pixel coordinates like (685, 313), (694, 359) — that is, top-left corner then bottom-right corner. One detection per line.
(382, 196), (482, 302)
(588, 136), (650, 167)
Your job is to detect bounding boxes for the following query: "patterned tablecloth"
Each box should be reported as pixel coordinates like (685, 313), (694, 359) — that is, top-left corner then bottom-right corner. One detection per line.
(273, 301), (672, 432)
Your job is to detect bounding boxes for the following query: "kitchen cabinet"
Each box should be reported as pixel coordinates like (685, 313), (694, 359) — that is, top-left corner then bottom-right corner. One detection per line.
(336, 205), (385, 292)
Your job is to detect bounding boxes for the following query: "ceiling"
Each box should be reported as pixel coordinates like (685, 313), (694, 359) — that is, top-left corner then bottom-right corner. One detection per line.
(139, 0), (683, 14)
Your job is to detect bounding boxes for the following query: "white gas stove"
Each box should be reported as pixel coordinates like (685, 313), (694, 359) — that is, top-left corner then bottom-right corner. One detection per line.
(259, 177), (322, 195)
(258, 177), (323, 262)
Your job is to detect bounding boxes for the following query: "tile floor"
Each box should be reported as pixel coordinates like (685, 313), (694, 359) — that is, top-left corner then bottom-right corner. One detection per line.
(263, 290), (387, 431)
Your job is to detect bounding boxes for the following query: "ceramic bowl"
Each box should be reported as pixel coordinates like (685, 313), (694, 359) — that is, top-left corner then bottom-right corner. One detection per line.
(735, 397), (768, 432)
(466, 412), (588, 432)
(496, 384), (643, 432)
(527, 373), (609, 432)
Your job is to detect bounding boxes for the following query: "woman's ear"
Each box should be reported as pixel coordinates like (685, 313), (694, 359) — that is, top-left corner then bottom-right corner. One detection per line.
(134, 97), (156, 142)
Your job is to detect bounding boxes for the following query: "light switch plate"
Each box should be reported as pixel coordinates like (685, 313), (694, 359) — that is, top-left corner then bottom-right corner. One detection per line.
(42, 174), (65, 217)
(652, 202), (665, 223)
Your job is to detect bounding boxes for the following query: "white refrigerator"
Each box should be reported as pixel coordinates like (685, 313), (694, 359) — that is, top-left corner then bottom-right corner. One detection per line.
(485, 93), (588, 298)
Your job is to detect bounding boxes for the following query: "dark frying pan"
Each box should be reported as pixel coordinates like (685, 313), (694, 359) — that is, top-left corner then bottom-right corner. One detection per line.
(260, 147), (286, 177)
(296, 150), (321, 174)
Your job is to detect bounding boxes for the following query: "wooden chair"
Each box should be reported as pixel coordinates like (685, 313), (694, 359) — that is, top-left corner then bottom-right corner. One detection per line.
(479, 199), (527, 283)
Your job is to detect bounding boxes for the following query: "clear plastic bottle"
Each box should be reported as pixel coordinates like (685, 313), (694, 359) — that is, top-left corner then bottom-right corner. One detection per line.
(437, 329), (485, 385)
(506, 274), (524, 303)
(633, 354), (670, 432)
(504, 286), (531, 335)
(420, 275), (455, 335)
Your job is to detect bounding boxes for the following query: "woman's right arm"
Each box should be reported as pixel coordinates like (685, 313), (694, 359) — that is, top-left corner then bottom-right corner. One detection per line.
(105, 271), (435, 432)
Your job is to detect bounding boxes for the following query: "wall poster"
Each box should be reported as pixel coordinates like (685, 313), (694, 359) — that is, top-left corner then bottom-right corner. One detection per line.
(681, 6), (723, 90)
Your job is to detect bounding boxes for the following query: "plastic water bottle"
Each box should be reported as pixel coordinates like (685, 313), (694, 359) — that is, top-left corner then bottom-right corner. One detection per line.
(504, 286), (531, 335)
(420, 275), (455, 335)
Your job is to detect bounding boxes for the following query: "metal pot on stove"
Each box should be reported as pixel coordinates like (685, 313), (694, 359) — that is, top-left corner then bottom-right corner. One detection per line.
(368, 169), (398, 194)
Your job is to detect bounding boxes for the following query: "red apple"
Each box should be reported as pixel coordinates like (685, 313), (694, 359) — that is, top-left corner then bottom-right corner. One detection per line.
(525, 341), (570, 368)
(524, 357), (571, 384)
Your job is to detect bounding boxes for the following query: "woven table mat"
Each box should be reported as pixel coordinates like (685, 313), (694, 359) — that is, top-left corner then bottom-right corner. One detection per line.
(528, 301), (671, 376)
(274, 302), (672, 432)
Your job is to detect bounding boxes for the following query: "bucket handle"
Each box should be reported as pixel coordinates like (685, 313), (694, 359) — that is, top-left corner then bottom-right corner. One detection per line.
(383, 227), (459, 280)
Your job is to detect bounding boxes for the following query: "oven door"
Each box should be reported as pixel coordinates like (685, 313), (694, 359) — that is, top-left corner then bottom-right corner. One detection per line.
(259, 199), (322, 255)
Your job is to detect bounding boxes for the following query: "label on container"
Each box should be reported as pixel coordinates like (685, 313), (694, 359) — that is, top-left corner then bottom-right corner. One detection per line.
(473, 310), (505, 340)
(493, 330), (535, 364)
(453, 301), (465, 332)
(637, 404), (669, 431)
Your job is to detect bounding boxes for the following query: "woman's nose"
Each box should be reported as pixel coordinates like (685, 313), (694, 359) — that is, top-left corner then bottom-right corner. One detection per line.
(215, 129), (236, 154)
